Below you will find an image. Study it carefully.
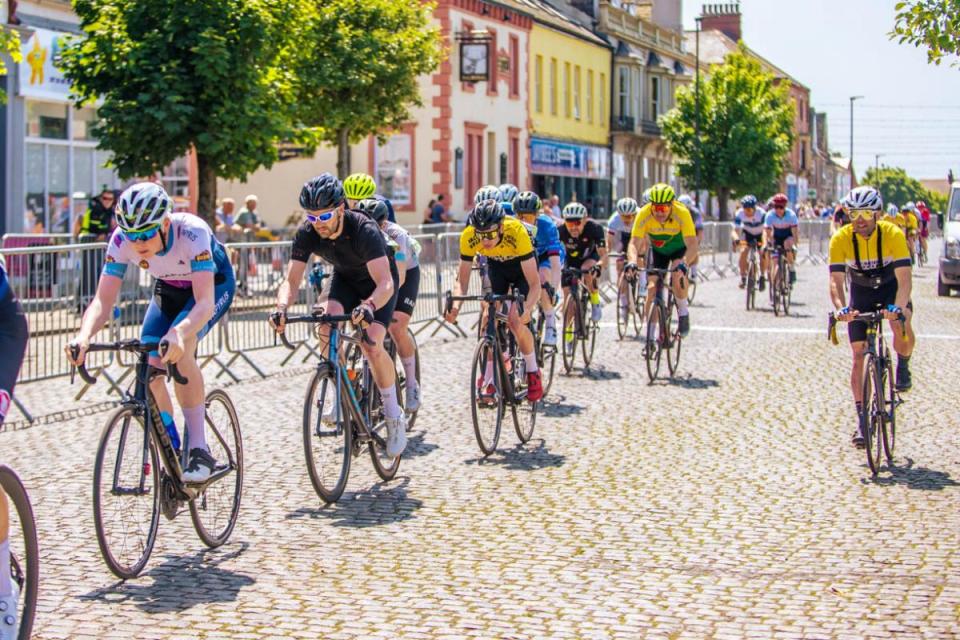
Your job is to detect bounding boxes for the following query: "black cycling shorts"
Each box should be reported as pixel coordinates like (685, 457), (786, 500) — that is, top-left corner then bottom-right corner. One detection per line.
(488, 260), (530, 299)
(328, 271), (398, 327)
(0, 292), (28, 425)
(848, 280), (912, 343)
(650, 246), (687, 271)
(741, 232), (763, 247)
(395, 266), (420, 316)
(566, 250), (601, 271)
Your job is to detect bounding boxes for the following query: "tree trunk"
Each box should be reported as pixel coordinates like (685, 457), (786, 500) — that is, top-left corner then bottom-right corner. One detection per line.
(717, 187), (731, 222)
(336, 127), (351, 179)
(196, 152), (217, 227)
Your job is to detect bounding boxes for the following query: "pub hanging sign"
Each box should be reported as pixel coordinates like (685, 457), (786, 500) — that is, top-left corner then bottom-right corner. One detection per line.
(457, 30), (491, 83)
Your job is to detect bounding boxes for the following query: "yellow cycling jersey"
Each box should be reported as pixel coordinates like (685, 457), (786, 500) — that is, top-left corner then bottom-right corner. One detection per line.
(828, 220), (911, 275)
(459, 216), (535, 262)
(631, 202), (697, 254)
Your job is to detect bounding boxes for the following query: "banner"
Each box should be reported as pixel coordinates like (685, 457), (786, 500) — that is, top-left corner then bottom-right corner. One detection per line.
(530, 137), (610, 180)
(19, 28), (72, 101)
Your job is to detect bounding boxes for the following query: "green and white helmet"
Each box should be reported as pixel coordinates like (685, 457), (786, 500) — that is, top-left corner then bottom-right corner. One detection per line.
(116, 182), (171, 231)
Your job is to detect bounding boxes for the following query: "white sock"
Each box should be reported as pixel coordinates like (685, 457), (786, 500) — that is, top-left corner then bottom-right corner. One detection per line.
(619, 294), (628, 306)
(545, 312), (556, 328)
(400, 356), (418, 389)
(379, 384), (402, 420)
(182, 404), (207, 452)
(523, 351), (539, 373)
(677, 298), (689, 316)
(0, 540), (10, 596)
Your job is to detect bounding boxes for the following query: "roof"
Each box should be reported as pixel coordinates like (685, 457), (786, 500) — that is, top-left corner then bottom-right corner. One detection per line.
(830, 156), (851, 171)
(500, 0), (610, 47)
(685, 28), (808, 90)
(920, 179), (951, 196)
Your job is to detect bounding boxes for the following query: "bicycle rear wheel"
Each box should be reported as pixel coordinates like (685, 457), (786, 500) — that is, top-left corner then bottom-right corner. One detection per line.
(582, 318), (598, 368)
(561, 295), (579, 374)
(615, 283), (629, 340)
(0, 466), (38, 640)
(645, 304), (664, 382)
(630, 281), (643, 337)
(93, 406), (160, 579)
(882, 356), (897, 466)
(509, 357), (537, 444)
(303, 366), (352, 504)
(538, 340), (556, 399)
(746, 262), (756, 310)
(397, 329), (421, 431)
(687, 276), (697, 304)
(470, 338), (503, 456)
(861, 357), (884, 475)
(189, 389), (243, 548)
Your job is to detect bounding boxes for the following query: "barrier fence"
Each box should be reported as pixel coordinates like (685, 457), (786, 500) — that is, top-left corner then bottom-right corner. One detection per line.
(1, 219), (833, 421)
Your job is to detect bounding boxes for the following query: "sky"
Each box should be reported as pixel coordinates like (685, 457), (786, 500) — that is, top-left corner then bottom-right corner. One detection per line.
(681, 0), (960, 182)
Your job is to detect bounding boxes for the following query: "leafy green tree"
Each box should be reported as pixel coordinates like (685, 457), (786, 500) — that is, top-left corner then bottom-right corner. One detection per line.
(294, 0), (444, 178)
(861, 165), (940, 209)
(660, 43), (794, 220)
(891, 0), (960, 67)
(59, 0), (317, 223)
(0, 27), (22, 104)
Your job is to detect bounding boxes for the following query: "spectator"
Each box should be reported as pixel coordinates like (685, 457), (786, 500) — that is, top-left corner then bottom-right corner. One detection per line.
(236, 194), (263, 232)
(73, 186), (116, 311)
(430, 194), (450, 223)
(423, 198), (435, 224)
(549, 195), (562, 220)
(215, 197), (242, 242)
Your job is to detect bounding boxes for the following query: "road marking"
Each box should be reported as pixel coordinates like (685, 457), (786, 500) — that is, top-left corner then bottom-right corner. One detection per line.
(597, 322), (960, 340)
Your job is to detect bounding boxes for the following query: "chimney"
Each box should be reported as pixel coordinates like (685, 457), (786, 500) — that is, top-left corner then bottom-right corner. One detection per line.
(700, 3), (742, 42)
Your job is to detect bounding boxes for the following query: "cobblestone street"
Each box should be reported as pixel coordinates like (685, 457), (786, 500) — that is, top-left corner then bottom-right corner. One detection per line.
(5, 255), (960, 639)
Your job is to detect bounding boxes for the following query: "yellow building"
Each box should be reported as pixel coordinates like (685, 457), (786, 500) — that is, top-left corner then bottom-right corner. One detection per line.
(525, 10), (613, 214)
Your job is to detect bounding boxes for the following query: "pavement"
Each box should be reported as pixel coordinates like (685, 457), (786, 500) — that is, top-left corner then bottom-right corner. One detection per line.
(3, 249), (960, 639)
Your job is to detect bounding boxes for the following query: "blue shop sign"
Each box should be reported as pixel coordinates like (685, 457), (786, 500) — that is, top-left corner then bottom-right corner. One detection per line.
(530, 137), (610, 180)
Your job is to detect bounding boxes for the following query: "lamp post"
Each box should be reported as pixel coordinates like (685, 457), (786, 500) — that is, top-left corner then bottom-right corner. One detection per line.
(694, 16), (702, 207)
(874, 153), (884, 177)
(849, 95), (863, 172)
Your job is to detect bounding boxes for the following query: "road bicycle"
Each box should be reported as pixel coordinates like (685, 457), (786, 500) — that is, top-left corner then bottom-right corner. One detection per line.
(559, 266), (601, 373)
(766, 246), (793, 316)
(72, 340), (243, 579)
(274, 312), (401, 503)
(532, 284), (558, 398)
(0, 464), (38, 639)
(445, 291), (537, 457)
(609, 253), (642, 339)
(641, 266), (684, 382)
(743, 241), (761, 311)
(829, 310), (905, 476)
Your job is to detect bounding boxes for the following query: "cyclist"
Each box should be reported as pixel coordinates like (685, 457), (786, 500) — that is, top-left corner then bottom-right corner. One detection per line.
(0, 255), (28, 638)
(626, 183), (698, 337)
(499, 184), (519, 214)
(678, 195), (704, 281)
(916, 200), (931, 258)
(66, 182), (236, 483)
(444, 199), (543, 402)
(343, 172), (397, 223)
(829, 186), (915, 447)
(608, 197), (642, 318)
(272, 173), (407, 457)
(733, 194), (768, 291)
(558, 202), (607, 332)
(763, 193), (799, 286)
(356, 198), (423, 412)
(513, 190), (563, 346)
(474, 185), (503, 206)
(899, 202), (920, 264)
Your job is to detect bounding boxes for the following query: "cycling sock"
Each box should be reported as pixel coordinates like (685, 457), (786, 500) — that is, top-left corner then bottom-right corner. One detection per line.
(378, 384), (402, 420)
(676, 298), (690, 316)
(523, 351), (539, 374)
(0, 540), (10, 596)
(401, 356), (418, 388)
(484, 359), (495, 385)
(183, 404), (208, 452)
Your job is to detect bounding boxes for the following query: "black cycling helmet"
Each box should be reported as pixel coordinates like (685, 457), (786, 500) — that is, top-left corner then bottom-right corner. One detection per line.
(740, 194), (758, 208)
(469, 199), (505, 230)
(300, 172), (345, 210)
(513, 191), (542, 214)
(356, 198), (389, 224)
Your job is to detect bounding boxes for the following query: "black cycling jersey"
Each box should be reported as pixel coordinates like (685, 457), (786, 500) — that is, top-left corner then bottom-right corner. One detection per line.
(0, 261), (28, 425)
(558, 219), (606, 262)
(291, 210), (397, 286)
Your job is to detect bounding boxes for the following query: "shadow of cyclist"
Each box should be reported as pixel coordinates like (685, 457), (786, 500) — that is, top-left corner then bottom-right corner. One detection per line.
(465, 440), (566, 471)
(865, 457), (960, 491)
(285, 476), (422, 528)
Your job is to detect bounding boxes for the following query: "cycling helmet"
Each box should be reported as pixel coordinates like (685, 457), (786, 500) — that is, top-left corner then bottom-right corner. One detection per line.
(740, 194), (758, 209)
(902, 201), (916, 212)
(677, 195), (695, 209)
(562, 202), (588, 219)
(842, 186), (883, 212)
(343, 173), (377, 200)
(356, 198), (389, 224)
(647, 183), (675, 205)
(116, 181), (171, 231)
(771, 193), (789, 208)
(300, 173), (345, 210)
(615, 197), (638, 215)
(886, 204), (899, 217)
(469, 199), (506, 230)
(474, 185), (503, 204)
(641, 187), (652, 206)
(499, 183), (519, 203)
(513, 191), (542, 214)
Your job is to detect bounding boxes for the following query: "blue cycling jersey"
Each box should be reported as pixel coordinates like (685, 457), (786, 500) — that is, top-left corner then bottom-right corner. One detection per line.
(531, 214), (563, 257)
(0, 257), (8, 301)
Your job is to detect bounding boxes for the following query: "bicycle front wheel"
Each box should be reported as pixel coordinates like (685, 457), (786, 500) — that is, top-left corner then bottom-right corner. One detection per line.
(303, 367), (352, 504)
(666, 304), (682, 377)
(561, 295), (579, 374)
(582, 318), (598, 368)
(0, 466), (38, 640)
(645, 304), (663, 382)
(615, 279), (629, 339)
(861, 357), (884, 475)
(189, 389), (244, 548)
(882, 356), (897, 466)
(470, 338), (503, 456)
(93, 406), (160, 579)
(631, 281), (643, 337)
(746, 262), (756, 311)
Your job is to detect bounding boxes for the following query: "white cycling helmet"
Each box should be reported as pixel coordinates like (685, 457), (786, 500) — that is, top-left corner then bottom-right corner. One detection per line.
(886, 203), (899, 217)
(474, 184), (503, 204)
(677, 194), (695, 209)
(498, 183), (519, 203)
(562, 202), (588, 219)
(842, 186), (883, 212)
(641, 187), (652, 206)
(116, 181), (171, 231)
(615, 197), (638, 215)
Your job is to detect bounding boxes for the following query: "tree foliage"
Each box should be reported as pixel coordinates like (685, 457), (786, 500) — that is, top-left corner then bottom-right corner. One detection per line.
(294, 0), (444, 178)
(660, 43), (794, 220)
(891, 0), (960, 68)
(59, 0), (317, 222)
(0, 27), (22, 104)
(862, 165), (945, 210)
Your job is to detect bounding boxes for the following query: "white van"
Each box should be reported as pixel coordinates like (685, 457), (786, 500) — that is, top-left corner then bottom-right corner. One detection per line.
(940, 182), (960, 296)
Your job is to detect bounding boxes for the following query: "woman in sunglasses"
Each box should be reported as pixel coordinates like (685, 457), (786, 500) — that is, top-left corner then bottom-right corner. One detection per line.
(66, 181), (236, 483)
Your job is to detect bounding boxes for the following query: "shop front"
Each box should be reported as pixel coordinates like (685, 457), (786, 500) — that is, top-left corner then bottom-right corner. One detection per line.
(530, 137), (611, 219)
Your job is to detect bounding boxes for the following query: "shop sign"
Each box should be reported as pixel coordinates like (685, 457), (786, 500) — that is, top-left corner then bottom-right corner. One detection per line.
(530, 138), (610, 180)
(19, 28), (72, 101)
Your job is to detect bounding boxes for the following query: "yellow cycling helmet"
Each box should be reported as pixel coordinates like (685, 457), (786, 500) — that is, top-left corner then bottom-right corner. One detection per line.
(648, 183), (675, 205)
(343, 173), (377, 200)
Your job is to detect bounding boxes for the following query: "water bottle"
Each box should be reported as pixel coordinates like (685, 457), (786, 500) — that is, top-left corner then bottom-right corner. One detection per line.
(160, 411), (181, 455)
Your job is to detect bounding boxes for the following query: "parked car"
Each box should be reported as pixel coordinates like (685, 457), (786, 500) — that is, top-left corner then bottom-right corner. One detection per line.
(939, 182), (960, 296)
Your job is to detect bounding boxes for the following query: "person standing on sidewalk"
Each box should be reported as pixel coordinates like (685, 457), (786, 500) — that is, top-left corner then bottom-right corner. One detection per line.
(73, 186), (116, 311)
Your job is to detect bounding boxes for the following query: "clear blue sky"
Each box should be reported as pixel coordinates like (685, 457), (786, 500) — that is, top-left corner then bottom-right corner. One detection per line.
(681, 0), (960, 182)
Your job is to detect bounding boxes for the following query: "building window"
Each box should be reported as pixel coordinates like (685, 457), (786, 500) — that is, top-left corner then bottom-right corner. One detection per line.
(617, 67), (630, 118)
(508, 128), (521, 186)
(563, 62), (571, 118)
(650, 76), (661, 118)
(535, 55), (543, 113)
(633, 68), (643, 120)
(800, 142), (807, 171)
(600, 72), (606, 124)
(509, 35), (520, 99)
(586, 70), (594, 123)
(549, 58), (558, 116)
(461, 20), (475, 93)
(573, 66), (581, 121)
(374, 128), (415, 208)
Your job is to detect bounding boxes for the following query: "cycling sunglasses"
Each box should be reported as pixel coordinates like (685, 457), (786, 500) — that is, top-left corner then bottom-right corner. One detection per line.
(476, 228), (501, 240)
(848, 209), (876, 221)
(305, 206), (339, 223)
(122, 224), (161, 242)
(651, 203), (672, 213)
(564, 218), (584, 226)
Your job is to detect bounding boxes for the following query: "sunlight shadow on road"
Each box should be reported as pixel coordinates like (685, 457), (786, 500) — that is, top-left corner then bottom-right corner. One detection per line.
(864, 457), (960, 491)
(284, 476), (422, 528)
(464, 440), (566, 471)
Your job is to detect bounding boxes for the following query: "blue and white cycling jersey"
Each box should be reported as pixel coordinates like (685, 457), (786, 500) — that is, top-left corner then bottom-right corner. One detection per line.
(0, 256), (8, 301)
(735, 207), (766, 237)
(531, 214), (563, 259)
(764, 208), (799, 239)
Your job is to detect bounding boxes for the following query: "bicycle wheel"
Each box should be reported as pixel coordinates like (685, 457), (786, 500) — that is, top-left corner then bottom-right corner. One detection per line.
(772, 270), (782, 316)
(746, 262), (756, 310)
(582, 317), (598, 368)
(302, 366), (352, 504)
(470, 338), (503, 456)
(397, 329), (421, 431)
(645, 303), (663, 382)
(368, 368), (402, 482)
(631, 281), (643, 337)
(782, 267), (792, 315)
(861, 357), (884, 475)
(560, 295), (579, 374)
(0, 466), (38, 640)
(881, 356), (897, 466)
(511, 390), (538, 444)
(687, 276), (697, 304)
(189, 390), (243, 548)
(666, 302), (682, 377)
(615, 278), (629, 339)
(92, 406), (160, 579)
(538, 340), (557, 399)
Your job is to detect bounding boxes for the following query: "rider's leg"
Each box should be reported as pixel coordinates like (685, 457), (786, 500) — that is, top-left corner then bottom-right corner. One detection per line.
(506, 301), (537, 371)
(360, 321), (400, 419)
(389, 310), (420, 408)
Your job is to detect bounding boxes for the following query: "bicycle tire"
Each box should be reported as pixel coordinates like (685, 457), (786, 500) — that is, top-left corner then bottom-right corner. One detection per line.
(302, 367), (352, 504)
(539, 341), (557, 399)
(510, 353), (537, 443)
(368, 366), (402, 482)
(561, 295), (579, 374)
(615, 281), (629, 340)
(582, 318), (598, 368)
(0, 466), (38, 640)
(666, 301), (682, 377)
(189, 389), (243, 548)
(631, 281), (643, 337)
(861, 357), (883, 475)
(92, 406), (160, 579)
(398, 328), (421, 431)
(470, 338), (503, 456)
(746, 260), (756, 311)
(687, 277), (697, 304)
(645, 303), (663, 382)
(882, 356), (897, 466)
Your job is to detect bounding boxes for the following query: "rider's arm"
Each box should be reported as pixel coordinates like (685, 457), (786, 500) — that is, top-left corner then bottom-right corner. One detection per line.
(893, 265), (912, 310)
(77, 274), (123, 342)
(277, 259), (307, 311)
(679, 211), (699, 264)
(829, 272), (848, 310)
(174, 271), (216, 340)
(364, 256), (395, 310)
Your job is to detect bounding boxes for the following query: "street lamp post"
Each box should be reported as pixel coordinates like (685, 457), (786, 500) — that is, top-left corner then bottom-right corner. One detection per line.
(874, 153), (884, 176)
(849, 95), (864, 172)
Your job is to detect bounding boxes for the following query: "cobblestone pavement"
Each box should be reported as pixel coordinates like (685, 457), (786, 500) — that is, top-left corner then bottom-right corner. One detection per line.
(4, 252), (960, 639)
